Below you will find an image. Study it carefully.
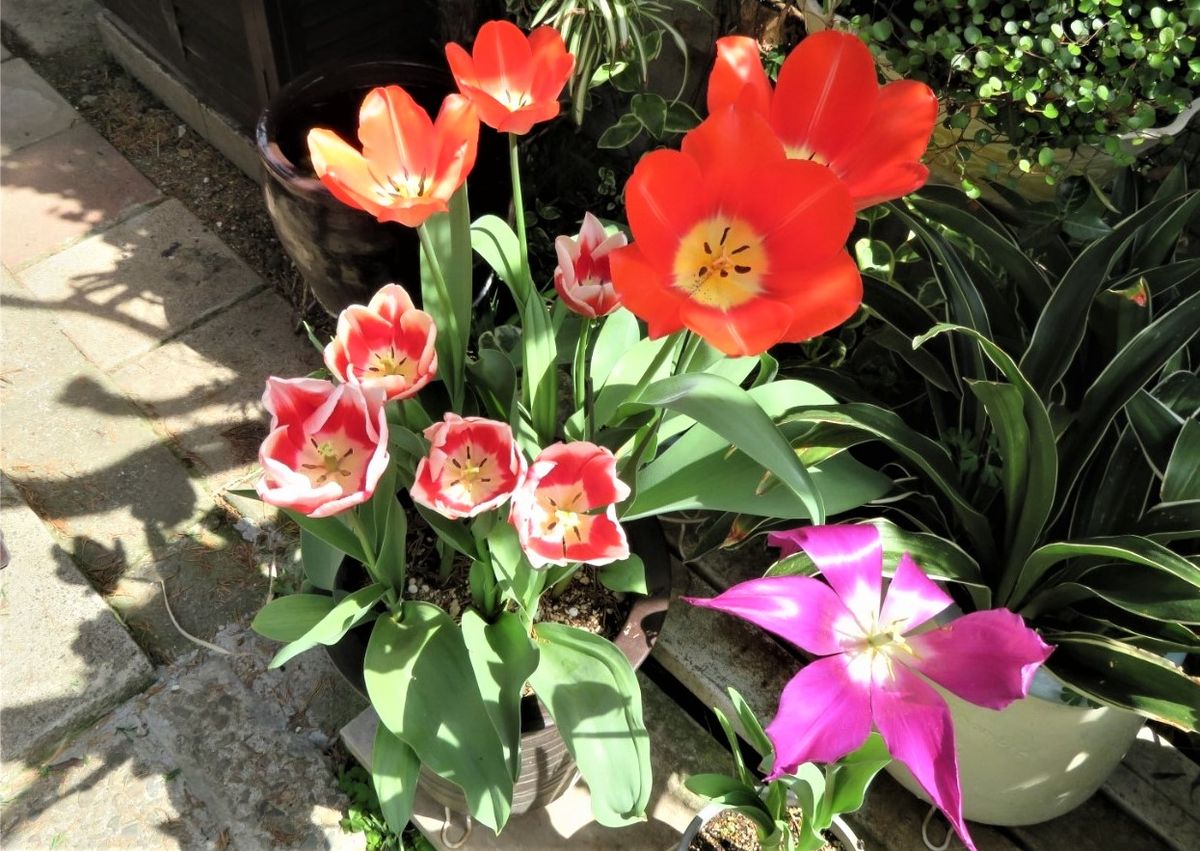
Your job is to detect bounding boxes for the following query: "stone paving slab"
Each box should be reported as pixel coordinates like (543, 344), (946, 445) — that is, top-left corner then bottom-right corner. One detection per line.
(0, 263), (90, 402)
(0, 474), (153, 778)
(1, 122), (161, 269)
(1104, 727), (1200, 851)
(15, 198), (265, 370)
(0, 364), (207, 583)
(0, 58), (79, 155)
(109, 288), (319, 487)
(2, 44), (13, 62)
(342, 667), (724, 851)
(1, 0), (103, 59)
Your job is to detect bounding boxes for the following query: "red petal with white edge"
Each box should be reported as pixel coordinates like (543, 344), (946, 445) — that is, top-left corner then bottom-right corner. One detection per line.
(683, 575), (864, 657)
(873, 663), (976, 851)
(707, 36), (773, 117)
(765, 654), (873, 776)
(771, 30), (879, 164)
(904, 609), (1053, 709)
(770, 525), (884, 632)
(878, 552), (952, 635)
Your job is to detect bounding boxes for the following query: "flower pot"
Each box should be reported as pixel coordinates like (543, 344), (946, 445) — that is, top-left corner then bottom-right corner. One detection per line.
(323, 517), (673, 817)
(255, 59), (508, 316)
(676, 802), (865, 851)
(884, 665), (1143, 826)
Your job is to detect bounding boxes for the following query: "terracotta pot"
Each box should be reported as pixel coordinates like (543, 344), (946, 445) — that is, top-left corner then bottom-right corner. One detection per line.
(884, 665), (1143, 826)
(324, 517), (673, 817)
(676, 802), (865, 851)
(255, 59), (507, 316)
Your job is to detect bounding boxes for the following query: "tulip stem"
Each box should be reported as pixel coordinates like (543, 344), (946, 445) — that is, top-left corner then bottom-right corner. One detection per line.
(348, 509), (399, 607)
(416, 223), (463, 410)
(615, 331), (683, 425)
(508, 133), (530, 289)
(573, 318), (593, 412)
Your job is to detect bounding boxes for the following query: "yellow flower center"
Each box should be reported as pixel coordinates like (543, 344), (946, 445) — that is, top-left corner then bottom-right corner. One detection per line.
(784, 144), (830, 166)
(369, 167), (430, 200)
(365, 346), (415, 380)
(672, 217), (767, 310)
(445, 445), (495, 503)
(301, 439), (355, 485)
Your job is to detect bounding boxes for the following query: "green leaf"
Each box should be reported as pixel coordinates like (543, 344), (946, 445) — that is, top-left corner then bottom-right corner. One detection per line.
(487, 522), (537, 613)
(966, 380), (1028, 547)
(468, 348), (518, 424)
(1132, 192), (1200, 269)
(1139, 500), (1200, 542)
(252, 594), (335, 642)
(415, 504), (477, 560)
(597, 113), (643, 148)
(461, 610), (540, 781)
(1163, 419), (1200, 501)
(372, 722), (420, 836)
(624, 373), (826, 523)
(300, 528), (343, 591)
(1077, 565), (1200, 623)
(269, 583), (386, 668)
(371, 490), (407, 592)
(282, 509), (367, 566)
(1042, 632), (1200, 730)
(365, 604), (513, 831)
(471, 214), (529, 302)
(528, 623), (651, 826)
(630, 93), (667, 137)
(592, 334), (676, 427)
(824, 734), (890, 820)
(588, 310), (640, 391)
(598, 554), (648, 595)
(1010, 535), (1200, 612)
(683, 773), (762, 808)
(861, 277), (957, 393)
(711, 703), (751, 786)
(663, 100), (701, 133)
(1126, 389), (1185, 476)
(728, 687), (773, 767)
(868, 520), (991, 608)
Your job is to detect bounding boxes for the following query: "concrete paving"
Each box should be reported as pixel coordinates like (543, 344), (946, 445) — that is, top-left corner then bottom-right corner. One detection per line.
(0, 59), (79, 155)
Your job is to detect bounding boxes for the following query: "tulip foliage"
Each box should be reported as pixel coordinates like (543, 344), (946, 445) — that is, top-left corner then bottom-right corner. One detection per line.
(248, 20), (913, 838)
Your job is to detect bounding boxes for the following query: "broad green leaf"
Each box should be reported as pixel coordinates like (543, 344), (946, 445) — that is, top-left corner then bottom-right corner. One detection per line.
(1009, 535), (1200, 611)
(966, 379), (1028, 547)
(372, 722), (420, 835)
(471, 214), (528, 301)
(1042, 632), (1200, 731)
(1132, 191), (1200, 268)
(783, 403), (995, 559)
(683, 773), (760, 806)
(589, 310), (641, 391)
(461, 610), (540, 781)
(728, 687), (773, 769)
(414, 504), (477, 560)
(1072, 426), (1153, 539)
(269, 583), (386, 668)
(917, 324), (1056, 586)
(597, 113), (643, 148)
(624, 373), (826, 523)
(1140, 500), (1200, 542)
(468, 348), (518, 424)
(365, 604), (513, 832)
(590, 334), (676, 427)
(1155, 370), (1200, 416)
(282, 509), (367, 566)
(1126, 389), (1185, 476)
(1077, 565), (1200, 623)
(1019, 195), (1181, 397)
(300, 528), (342, 591)
(711, 703), (751, 786)
(251, 594), (335, 642)
(1060, 290), (1200, 499)
(867, 520), (990, 608)
(823, 734), (890, 819)
(528, 623), (651, 827)
(1162, 419), (1200, 502)
(371, 490), (407, 592)
(487, 522), (536, 613)
(598, 554), (648, 595)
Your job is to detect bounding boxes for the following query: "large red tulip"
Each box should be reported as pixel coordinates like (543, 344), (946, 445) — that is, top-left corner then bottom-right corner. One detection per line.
(708, 32), (937, 210)
(307, 85), (478, 227)
(445, 20), (575, 134)
(324, 284), (437, 402)
(609, 105), (860, 356)
(257, 378), (390, 518)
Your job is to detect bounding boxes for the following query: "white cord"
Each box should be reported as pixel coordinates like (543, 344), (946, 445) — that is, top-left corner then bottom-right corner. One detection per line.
(921, 805), (954, 851)
(440, 807), (472, 848)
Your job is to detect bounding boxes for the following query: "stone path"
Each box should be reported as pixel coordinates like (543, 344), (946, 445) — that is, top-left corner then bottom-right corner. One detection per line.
(1, 10), (367, 849)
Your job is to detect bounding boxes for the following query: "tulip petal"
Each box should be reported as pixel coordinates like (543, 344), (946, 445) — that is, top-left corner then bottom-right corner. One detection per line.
(682, 107), (785, 208)
(679, 296), (793, 357)
(831, 80), (938, 209)
(624, 149), (709, 269)
(683, 575), (863, 656)
(771, 30), (879, 164)
(774, 251), (863, 343)
(431, 94), (479, 199)
(707, 36), (773, 117)
(746, 159), (854, 265)
(878, 553), (952, 635)
(528, 25), (574, 103)
(773, 525), (884, 630)
(765, 654), (873, 776)
(472, 20), (535, 101)
(904, 609), (1053, 709)
(306, 128), (387, 218)
(608, 245), (688, 339)
(873, 663), (976, 851)
(358, 86), (436, 184)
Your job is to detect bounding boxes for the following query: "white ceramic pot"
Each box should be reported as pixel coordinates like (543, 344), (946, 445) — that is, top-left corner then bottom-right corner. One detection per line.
(885, 666), (1144, 826)
(676, 802), (865, 850)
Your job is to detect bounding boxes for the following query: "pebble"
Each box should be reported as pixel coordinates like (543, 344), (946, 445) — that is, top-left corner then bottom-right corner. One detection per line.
(567, 606), (579, 618)
(79, 94), (98, 106)
(407, 582), (418, 594)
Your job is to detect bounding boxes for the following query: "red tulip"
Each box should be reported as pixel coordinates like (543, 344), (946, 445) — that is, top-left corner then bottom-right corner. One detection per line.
(307, 85), (479, 227)
(445, 21), (575, 134)
(324, 284), (437, 402)
(609, 105), (860, 356)
(257, 378), (390, 518)
(410, 414), (526, 520)
(508, 442), (630, 568)
(553, 212), (627, 318)
(708, 32), (937, 210)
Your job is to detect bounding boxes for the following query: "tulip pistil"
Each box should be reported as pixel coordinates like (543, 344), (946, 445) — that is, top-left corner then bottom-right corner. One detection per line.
(673, 217), (767, 310)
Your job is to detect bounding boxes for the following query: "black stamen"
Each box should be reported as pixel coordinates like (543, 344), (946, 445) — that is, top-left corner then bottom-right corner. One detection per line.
(720, 226), (731, 246)
(734, 265), (752, 274)
(731, 244), (750, 255)
(451, 458), (462, 469)
(703, 241), (712, 255)
(719, 270), (729, 277)
(697, 266), (708, 277)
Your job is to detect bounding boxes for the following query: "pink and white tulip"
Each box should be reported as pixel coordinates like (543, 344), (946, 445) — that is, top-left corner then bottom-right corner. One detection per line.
(410, 414), (526, 520)
(553, 213), (626, 319)
(509, 442), (630, 568)
(324, 284), (437, 402)
(685, 524), (1053, 851)
(257, 377), (390, 518)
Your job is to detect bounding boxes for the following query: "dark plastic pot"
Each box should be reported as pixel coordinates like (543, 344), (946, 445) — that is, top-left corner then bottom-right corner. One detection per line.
(256, 59), (507, 316)
(324, 518), (673, 817)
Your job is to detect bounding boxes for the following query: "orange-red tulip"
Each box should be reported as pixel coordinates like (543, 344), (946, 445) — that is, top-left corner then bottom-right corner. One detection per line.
(609, 106), (861, 357)
(445, 21), (575, 135)
(708, 32), (937, 211)
(307, 85), (478, 227)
